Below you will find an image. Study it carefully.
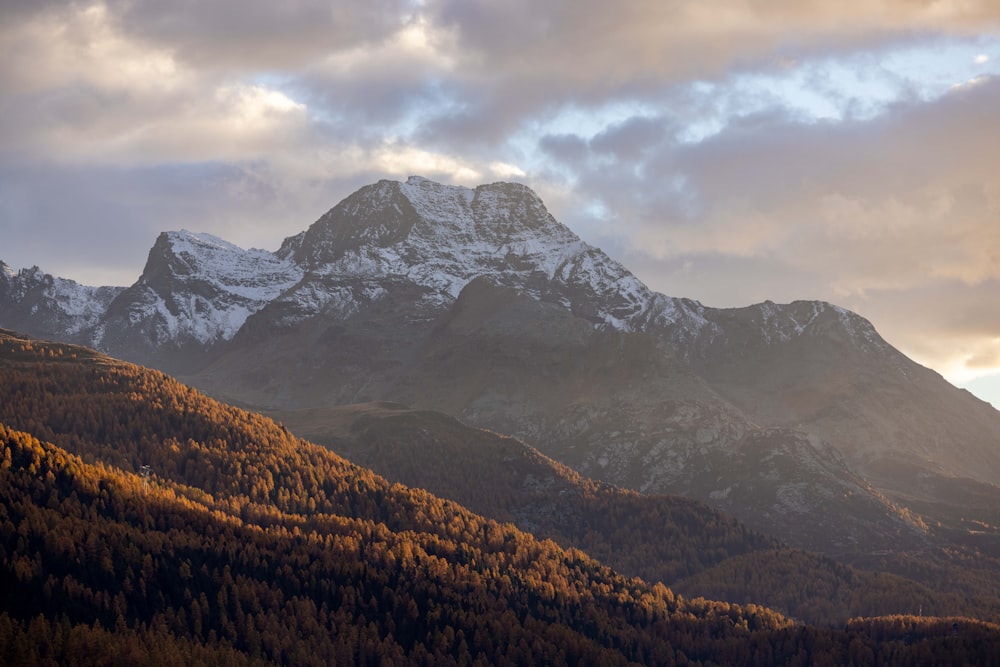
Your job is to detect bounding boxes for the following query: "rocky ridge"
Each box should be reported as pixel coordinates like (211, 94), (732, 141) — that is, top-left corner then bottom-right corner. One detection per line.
(0, 261), (123, 341)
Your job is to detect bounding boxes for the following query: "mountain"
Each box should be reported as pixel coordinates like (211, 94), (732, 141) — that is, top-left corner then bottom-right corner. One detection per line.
(96, 230), (304, 373)
(683, 299), (1000, 496)
(272, 176), (682, 330)
(10, 330), (1000, 664)
(362, 278), (931, 555)
(0, 260), (123, 343)
(3, 176), (1000, 559)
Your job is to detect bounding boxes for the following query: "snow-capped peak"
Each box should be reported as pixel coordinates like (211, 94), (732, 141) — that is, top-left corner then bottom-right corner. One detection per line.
(685, 298), (889, 356)
(99, 230), (305, 347)
(157, 230), (303, 301)
(0, 261), (124, 337)
(755, 299), (884, 348)
(273, 176), (678, 332)
(3, 176), (881, 363)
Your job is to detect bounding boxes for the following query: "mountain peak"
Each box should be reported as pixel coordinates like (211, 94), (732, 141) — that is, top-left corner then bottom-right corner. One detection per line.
(280, 177), (562, 270)
(267, 176), (671, 331)
(98, 229), (304, 353)
(277, 179), (418, 267)
(0, 262), (122, 341)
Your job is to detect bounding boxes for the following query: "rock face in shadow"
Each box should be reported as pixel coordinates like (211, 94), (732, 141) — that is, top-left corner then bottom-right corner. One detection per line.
(374, 279), (930, 554)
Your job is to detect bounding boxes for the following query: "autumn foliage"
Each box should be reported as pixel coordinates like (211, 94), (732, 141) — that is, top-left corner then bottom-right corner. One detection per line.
(2, 329), (999, 665)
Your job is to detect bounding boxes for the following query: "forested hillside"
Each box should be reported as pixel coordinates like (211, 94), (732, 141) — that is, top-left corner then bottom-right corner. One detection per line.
(281, 402), (1000, 626)
(2, 329), (1000, 665)
(277, 403), (777, 584)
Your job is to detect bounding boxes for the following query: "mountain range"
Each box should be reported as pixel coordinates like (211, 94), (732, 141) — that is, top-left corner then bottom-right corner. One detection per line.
(3, 175), (1000, 561)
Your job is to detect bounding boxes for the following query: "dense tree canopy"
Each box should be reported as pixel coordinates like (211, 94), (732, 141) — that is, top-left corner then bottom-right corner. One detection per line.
(2, 329), (1000, 665)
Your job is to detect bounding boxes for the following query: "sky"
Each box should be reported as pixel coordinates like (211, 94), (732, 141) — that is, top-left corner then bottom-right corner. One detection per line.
(2, 1), (1000, 404)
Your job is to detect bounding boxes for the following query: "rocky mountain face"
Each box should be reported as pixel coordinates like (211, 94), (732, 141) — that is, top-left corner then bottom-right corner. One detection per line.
(3, 176), (1000, 557)
(0, 261), (123, 343)
(371, 279), (928, 554)
(272, 401), (777, 585)
(96, 230), (304, 372)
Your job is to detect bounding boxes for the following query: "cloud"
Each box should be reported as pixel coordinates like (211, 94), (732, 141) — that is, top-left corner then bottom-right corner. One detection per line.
(540, 75), (1000, 379)
(105, 0), (415, 69)
(559, 75), (1000, 284)
(0, 3), (291, 163)
(428, 0), (1000, 88)
(833, 278), (1000, 382)
(2, 0), (1000, 390)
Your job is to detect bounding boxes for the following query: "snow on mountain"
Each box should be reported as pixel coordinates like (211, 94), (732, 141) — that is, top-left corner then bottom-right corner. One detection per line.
(273, 175), (714, 335)
(751, 299), (885, 348)
(3, 176), (883, 360)
(46, 277), (123, 335)
(0, 262), (123, 337)
(676, 298), (891, 365)
(164, 230), (305, 303)
(97, 230), (303, 348)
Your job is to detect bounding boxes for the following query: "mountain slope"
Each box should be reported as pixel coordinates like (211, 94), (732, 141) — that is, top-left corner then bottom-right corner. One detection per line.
(0, 329), (790, 665)
(0, 260), (123, 343)
(273, 400), (776, 585)
(377, 278), (929, 555)
(279, 400), (998, 626)
(10, 330), (1000, 664)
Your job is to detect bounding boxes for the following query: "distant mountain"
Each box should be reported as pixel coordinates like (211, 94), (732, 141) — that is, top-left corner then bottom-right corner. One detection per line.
(10, 330), (1000, 664)
(3, 176), (1000, 559)
(682, 299), (1000, 499)
(368, 278), (929, 555)
(0, 260), (123, 342)
(93, 230), (304, 373)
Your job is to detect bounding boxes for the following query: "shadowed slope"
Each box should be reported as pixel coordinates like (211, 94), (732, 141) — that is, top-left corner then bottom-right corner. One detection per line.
(278, 400), (1000, 626)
